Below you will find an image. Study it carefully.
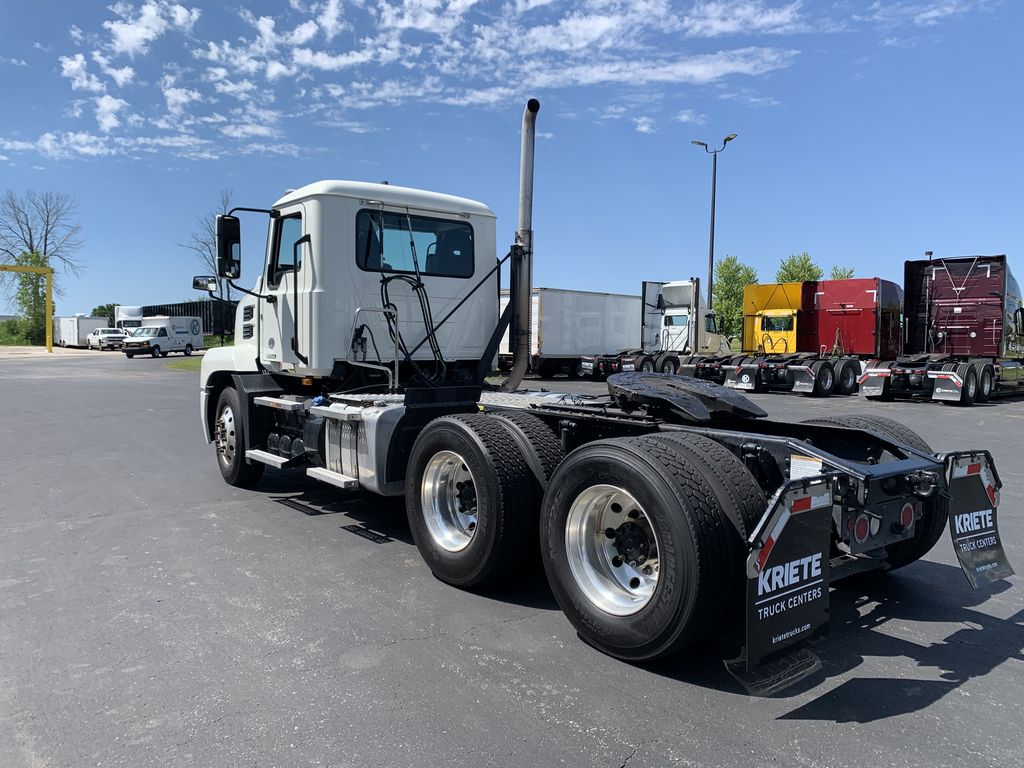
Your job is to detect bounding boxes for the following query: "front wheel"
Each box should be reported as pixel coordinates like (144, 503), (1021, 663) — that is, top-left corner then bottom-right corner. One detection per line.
(540, 436), (737, 661)
(150, 346), (161, 358)
(125, 353), (135, 359)
(214, 387), (264, 487)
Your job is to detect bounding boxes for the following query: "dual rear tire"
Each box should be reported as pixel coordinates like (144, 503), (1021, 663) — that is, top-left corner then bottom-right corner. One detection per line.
(407, 415), (756, 661)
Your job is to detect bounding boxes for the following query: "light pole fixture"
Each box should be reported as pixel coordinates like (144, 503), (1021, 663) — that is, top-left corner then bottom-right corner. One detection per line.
(692, 133), (737, 315)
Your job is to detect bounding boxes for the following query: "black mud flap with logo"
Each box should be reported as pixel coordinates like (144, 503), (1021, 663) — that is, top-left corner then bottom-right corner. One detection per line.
(740, 476), (834, 673)
(944, 451), (1013, 588)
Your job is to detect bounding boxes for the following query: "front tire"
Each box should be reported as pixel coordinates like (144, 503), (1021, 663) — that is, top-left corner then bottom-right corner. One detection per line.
(406, 415), (535, 588)
(150, 346), (161, 358)
(540, 436), (737, 661)
(214, 387), (264, 487)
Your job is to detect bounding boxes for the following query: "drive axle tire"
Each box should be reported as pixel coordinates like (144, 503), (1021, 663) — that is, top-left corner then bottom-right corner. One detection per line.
(808, 360), (836, 397)
(214, 387), (264, 488)
(952, 363), (978, 406)
(836, 358), (859, 396)
(492, 410), (564, 485)
(540, 436), (736, 661)
(659, 355), (680, 376)
(407, 415), (535, 588)
(976, 364), (993, 403)
(638, 356), (656, 374)
(802, 414), (946, 570)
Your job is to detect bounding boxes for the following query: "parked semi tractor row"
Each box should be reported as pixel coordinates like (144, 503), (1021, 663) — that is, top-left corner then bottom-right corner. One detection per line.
(191, 100), (1012, 682)
(700, 278), (903, 397)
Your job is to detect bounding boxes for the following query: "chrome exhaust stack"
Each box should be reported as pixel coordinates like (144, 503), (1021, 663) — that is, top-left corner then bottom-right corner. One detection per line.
(502, 98), (540, 392)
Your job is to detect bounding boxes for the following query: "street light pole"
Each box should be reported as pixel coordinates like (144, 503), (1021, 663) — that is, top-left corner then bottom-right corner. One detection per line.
(691, 133), (737, 315)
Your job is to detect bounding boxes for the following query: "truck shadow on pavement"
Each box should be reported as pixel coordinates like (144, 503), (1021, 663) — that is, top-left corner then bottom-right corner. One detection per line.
(646, 561), (1020, 720)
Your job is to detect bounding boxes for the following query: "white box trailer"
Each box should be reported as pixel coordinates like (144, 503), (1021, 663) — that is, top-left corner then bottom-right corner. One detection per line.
(53, 316), (109, 347)
(122, 315), (203, 358)
(499, 287), (641, 377)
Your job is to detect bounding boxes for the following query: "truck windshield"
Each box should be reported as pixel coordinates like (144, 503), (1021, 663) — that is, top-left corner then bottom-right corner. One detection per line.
(356, 210), (474, 278)
(134, 327), (158, 337)
(761, 316), (794, 332)
(664, 315), (688, 326)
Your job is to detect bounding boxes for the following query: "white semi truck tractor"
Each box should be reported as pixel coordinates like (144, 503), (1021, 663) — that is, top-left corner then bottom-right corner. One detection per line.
(193, 100), (1011, 681)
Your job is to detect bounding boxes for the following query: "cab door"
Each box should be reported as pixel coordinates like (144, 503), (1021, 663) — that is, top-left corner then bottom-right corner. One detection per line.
(260, 206), (306, 369)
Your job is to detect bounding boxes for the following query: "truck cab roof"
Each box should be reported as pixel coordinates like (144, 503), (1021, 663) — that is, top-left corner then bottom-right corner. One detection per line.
(273, 180), (496, 219)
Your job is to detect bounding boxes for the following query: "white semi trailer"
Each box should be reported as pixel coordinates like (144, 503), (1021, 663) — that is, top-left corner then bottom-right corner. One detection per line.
(191, 100), (1011, 680)
(496, 287), (641, 377)
(53, 316), (108, 347)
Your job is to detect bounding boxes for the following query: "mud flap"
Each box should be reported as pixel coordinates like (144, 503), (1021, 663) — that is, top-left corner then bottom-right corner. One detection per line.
(725, 363), (758, 390)
(929, 371), (963, 402)
(789, 365), (815, 394)
(857, 369), (890, 398)
(944, 452), (1013, 587)
(739, 476), (834, 672)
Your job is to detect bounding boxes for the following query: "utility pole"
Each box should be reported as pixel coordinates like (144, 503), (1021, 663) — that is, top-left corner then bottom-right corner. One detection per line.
(691, 134), (737, 313)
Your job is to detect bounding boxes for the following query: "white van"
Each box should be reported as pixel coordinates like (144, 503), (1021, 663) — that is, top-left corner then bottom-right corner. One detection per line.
(122, 316), (203, 358)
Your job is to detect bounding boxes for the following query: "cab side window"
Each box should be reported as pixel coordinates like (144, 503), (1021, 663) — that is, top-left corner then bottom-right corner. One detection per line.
(158, 328), (168, 337)
(268, 214), (303, 287)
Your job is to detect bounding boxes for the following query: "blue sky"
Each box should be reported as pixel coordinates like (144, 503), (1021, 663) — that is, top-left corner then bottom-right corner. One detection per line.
(1, 0), (1021, 315)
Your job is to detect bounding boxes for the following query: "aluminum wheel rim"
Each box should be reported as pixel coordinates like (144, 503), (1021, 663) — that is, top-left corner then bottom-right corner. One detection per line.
(215, 403), (237, 469)
(565, 484), (660, 616)
(966, 372), (977, 398)
(641, 360), (654, 373)
(841, 364), (856, 390)
(421, 450), (478, 553)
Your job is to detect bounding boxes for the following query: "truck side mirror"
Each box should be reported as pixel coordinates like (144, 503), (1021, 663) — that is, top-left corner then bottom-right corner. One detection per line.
(216, 214), (241, 279)
(193, 275), (219, 293)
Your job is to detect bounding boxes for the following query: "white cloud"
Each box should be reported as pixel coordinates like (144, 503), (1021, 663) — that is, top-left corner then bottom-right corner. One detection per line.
(316, 117), (374, 133)
(59, 54), (106, 93)
(3, 57), (28, 67)
(160, 74), (201, 115)
(95, 94), (130, 132)
(91, 51), (135, 87)
(33, 42), (53, 52)
(318, 0), (347, 40)
(69, 25), (84, 44)
(633, 116), (656, 134)
(682, 1), (806, 37)
(674, 109), (706, 124)
(104, 2), (169, 57)
(103, 1), (201, 58)
(214, 78), (256, 97)
(0, 154), (8, 162)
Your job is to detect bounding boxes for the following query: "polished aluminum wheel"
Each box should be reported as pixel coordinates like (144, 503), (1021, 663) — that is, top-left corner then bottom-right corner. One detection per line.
(421, 450), (478, 552)
(565, 484), (660, 616)
(215, 403), (237, 469)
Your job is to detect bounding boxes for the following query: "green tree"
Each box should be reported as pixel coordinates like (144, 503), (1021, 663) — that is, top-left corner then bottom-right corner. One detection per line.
(776, 252), (823, 282)
(712, 254), (758, 338)
(829, 265), (855, 280)
(12, 251), (50, 344)
(91, 302), (119, 324)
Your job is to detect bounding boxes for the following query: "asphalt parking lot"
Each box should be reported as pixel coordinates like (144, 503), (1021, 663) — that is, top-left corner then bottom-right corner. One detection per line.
(1, 352), (1021, 768)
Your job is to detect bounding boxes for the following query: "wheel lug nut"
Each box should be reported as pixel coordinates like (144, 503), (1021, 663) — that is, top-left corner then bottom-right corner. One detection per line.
(642, 566), (652, 575)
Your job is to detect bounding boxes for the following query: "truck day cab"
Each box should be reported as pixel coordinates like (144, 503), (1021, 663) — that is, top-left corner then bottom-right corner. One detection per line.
(192, 101), (1012, 682)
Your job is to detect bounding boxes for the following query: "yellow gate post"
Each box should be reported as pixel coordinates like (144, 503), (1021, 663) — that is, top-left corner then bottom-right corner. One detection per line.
(0, 264), (55, 352)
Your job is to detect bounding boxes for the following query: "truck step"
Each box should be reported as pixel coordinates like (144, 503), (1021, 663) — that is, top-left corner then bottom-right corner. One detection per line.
(245, 449), (305, 469)
(310, 405), (362, 421)
(307, 466), (359, 490)
(254, 395), (306, 412)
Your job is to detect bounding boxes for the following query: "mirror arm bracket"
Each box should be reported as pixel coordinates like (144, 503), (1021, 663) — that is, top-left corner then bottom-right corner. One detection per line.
(228, 280), (275, 304)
